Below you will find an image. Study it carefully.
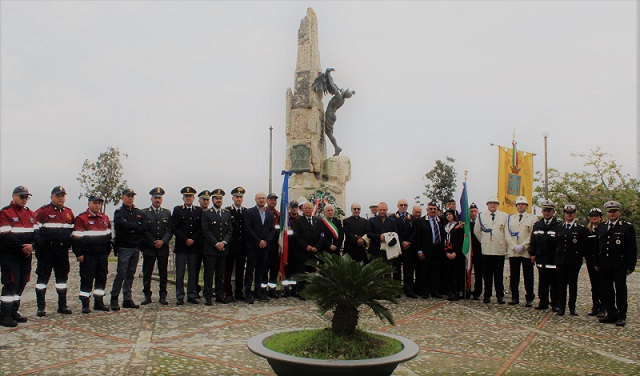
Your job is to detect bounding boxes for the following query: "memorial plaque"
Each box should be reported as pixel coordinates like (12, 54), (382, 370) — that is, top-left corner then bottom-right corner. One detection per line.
(290, 144), (312, 172)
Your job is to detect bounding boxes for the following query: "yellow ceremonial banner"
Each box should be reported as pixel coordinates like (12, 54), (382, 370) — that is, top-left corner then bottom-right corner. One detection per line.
(497, 145), (534, 214)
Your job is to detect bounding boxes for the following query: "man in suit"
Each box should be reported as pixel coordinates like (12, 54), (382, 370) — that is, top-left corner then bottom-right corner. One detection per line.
(202, 189), (233, 305)
(366, 202), (398, 262)
(505, 196), (536, 307)
(394, 199), (417, 297)
(243, 192), (277, 304)
(343, 203), (368, 263)
(468, 203), (483, 300)
(596, 201), (637, 327)
(141, 187), (172, 306)
(415, 201), (445, 299)
(529, 199), (561, 311)
(473, 196), (508, 304)
(263, 193), (281, 298)
(171, 186), (203, 305)
(290, 201), (324, 298)
(224, 186), (247, 302)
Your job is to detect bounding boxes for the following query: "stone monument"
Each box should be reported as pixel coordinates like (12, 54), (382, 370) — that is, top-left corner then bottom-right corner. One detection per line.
(285, 8), (351, 212)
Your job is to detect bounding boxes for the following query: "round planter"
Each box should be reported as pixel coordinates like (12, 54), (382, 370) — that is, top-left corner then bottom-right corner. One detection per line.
(247, 328), (419, 376)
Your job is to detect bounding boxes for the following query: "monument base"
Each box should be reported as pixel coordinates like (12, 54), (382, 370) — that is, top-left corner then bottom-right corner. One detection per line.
(288, 155), (351, 214)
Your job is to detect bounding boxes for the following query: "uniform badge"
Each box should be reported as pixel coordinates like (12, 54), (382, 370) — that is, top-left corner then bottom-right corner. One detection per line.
(616, 239), (621, 245)
(67, 213), (72, 220)
(12, 217), (19, 222)
(103, 221), (109, 227)
(29, 218), (35, 224)
(49, 215), (57, 219)
(89, 221), (95, 224)
(572, 238), (577, 244)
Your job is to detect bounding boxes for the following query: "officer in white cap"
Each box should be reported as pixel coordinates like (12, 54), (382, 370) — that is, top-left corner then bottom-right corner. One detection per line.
(595, 201), (637, 327)
(529, 199), (561, 312)
(473, 196), (508, 304)
(585, 208), (604, 317)
(505, 196), (537, 307)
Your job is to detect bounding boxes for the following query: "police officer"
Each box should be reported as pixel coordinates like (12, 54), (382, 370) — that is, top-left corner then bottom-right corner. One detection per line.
(171, 187), (203, 305)
(202, 189), (233, 305)
(505, 196), (536, 307)
(72, 196), (112, 314)
(224, 187), (247, 302)
(585, 208), (604, 317)
(529, 199), (560, 312)
(0, 186), (39, 327)
(33, 186), (75, 316)
(141, 187), (172, 305)
(596, 201), (637, 327)
(195, 190), (211, 298)
(555, 204), (588, 316)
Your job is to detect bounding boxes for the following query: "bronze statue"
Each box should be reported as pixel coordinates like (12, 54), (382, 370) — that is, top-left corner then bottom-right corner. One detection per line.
(312, 68), (355, 156)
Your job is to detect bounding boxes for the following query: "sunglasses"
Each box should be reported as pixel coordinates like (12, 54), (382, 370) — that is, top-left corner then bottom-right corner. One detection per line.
(352, 208), (361, 210)
(399, 204), (408, 207)
(19, 195), (30, 200)
(607, 209), (619, 213)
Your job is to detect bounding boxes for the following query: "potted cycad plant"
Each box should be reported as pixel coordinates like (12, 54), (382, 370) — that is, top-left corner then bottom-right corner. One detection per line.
(247, 253), (419, 376)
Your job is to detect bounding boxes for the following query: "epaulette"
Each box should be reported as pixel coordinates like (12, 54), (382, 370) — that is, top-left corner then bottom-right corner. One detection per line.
(222, 208), (228, 212)
(1, 206), (9, 210)
(40, 204), (49, 209)
(115, 207), (122, 211)
(205, 208), (213, 212)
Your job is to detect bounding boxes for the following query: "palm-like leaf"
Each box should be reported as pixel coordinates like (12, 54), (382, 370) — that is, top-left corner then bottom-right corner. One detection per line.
(296, 253), (403, 334)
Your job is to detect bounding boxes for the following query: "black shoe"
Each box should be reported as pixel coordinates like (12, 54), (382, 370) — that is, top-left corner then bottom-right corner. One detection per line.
(216, 297), (229, 304)
(556, 309), (565, 316)
(225, 295), (236, 303)
(57, 306), (72, 315)
(0, 315), (18, 327)
(110, 298), (120, 311)
(204, 299), (213, 306)
(535, 305), (549, 310)
(447, 294), (454, 301)
(298, 295), (307, 301)
(552, 306), (560, 312)
(235, 293), (245, 301)
(257, 294), (269, 302)
(570, 309), (578, 316)
(525, 300), (533, 308)
(508, 300), (519, 306)
(596, 308), (606, 318)
(176, 299), (184, 306)
(140, 297), (152, 305)
(483, 298), (491, 304)
(82, 307), (91, 314)
(267, 289), (280, 299)
(159, 298), (168, 305)
(122, 300), (140, 309)
(187, 298), (199, 305)
(421, 294), (430, 299)
(37, 309), (46, 317)
(11, 310), (27, 323)
(406, 292), (418, 299)
(431, 293), (444, 299)
(473, 295), (480, 301)
(616, 318), (626, 327)
(245, 295), (254, 304)
(497, 299), (505, 305)
(599, 315), (617, 323)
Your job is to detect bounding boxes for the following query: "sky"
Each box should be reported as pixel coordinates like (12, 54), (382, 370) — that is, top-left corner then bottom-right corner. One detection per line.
(1, 1), (637, 215)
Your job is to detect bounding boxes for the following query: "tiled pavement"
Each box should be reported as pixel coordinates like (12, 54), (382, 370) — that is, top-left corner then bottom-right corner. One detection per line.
(1, 257), (639, 375)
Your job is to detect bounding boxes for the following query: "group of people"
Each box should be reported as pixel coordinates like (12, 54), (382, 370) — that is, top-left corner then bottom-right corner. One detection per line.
(0, 184), (636, 329)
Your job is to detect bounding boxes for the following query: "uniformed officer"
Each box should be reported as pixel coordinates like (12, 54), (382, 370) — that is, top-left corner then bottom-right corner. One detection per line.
(473, 196), (508, 304)
(529, 199), (560, 312)
(202, 189), (233, 305)
(554, 204), (588, 316)
(596, 201), (637, 327)
(223, 186), (247, 302)
(505, 196), (536, 307)
(0, 186), (39, 327)
(33, 186), (75, 317)
(171, 187), (203, 305)
(195, 190), (211, 298)
(72, 196), (112, 314)
(141, 187), (172, 305)
(263, 193), (281, 299)
(585, 208), (604, 317)
(111, 189), (147, 310)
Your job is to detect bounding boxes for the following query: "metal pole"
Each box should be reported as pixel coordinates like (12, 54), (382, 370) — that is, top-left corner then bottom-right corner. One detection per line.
(269, 126), (273, 194)
(543, 132), (549, 200)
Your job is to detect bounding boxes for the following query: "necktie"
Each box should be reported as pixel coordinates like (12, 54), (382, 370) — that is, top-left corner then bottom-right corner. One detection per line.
(156, 209), (160, 215)
(519, 214), (523, 222)
(608, 223), (613, 231)
(308, 217), (312, 226)
(432, 218), (441, 244)
(566, 224), (571, 230)
(491, 213), (495, 221)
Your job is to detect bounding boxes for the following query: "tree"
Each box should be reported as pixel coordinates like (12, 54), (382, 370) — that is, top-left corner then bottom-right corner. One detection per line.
(77, 146), (129, 213)
(533, 148), (640, 226)
(306, 188), (346, 219)
(298, 252), (402, 336)
(415, 156), (457, 208)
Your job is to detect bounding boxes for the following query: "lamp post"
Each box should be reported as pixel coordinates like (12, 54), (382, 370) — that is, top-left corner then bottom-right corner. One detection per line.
(542, 131), (549, 200)
(269, 126), (273, 194)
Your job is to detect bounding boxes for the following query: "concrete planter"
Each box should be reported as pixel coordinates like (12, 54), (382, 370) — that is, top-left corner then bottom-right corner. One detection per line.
(247, 328), (419, 376)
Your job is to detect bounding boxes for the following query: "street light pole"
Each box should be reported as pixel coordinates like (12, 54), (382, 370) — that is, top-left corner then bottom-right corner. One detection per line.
(269, 126), (273, 194)
(543, 131), (549, 200)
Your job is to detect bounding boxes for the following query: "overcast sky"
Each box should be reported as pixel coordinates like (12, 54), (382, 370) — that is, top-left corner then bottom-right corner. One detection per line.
(1, 1), (636, 214)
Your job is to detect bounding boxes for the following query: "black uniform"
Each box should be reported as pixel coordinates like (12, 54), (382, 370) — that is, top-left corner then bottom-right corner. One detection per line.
(554, 222), (588, 314)
(171, 205), (203, 302)
(585, 224), (603, 314)
(202, 207), (232, 303)
(393, 212), (417, 295)
(141, 206), (172, 302)
(529, 217), (560, 310)
(469, 219), (483, 298)
(33, 203), (74, 314)
(224, 205), (247, 300)
(596, 220), (637, 321)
